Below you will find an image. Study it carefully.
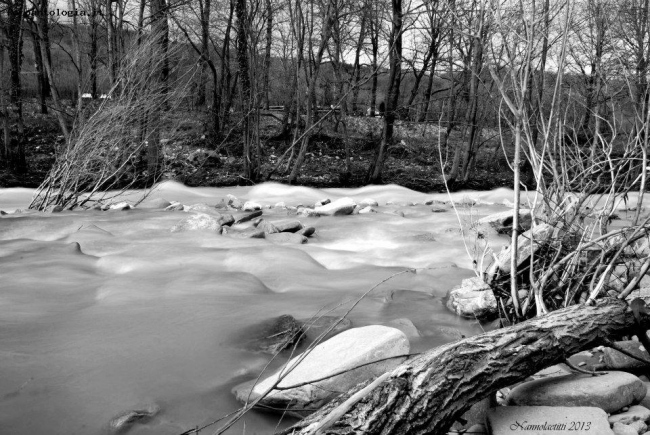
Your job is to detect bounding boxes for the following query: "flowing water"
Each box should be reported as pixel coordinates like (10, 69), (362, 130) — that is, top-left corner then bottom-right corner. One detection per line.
(0, 182), (639, 435)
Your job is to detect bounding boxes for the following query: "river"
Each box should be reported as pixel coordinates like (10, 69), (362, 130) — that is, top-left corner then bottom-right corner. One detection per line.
(0, 182), (634, 434)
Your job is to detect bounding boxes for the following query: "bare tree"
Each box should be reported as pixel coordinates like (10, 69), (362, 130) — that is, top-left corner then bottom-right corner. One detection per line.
(147, 0), (169, 182)
(2, 0), (26, 171)
(288, 0), (336, 183)
(366, 0), (402, 183)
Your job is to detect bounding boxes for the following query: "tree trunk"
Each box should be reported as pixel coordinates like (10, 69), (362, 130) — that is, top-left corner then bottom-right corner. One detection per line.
(147, 0), (169, 183)
(288, 0), (335, 184)
(36, 3), (70, 144)
(262, 0), (272, 110)
(68, 0), (83, 114)
(89, 8), (99, 98)
(459, 2), (485, 183)
(28, 20), (48, 114)
(417, 49), (438, 123)
(350, 4), (366, 115)
(235, 0), (256, 181)
(37, 0), (51, 98)
(136, 0), (145, 45)
(0, 33), (10, 161)
(196, 0), (211, 107)
(405, 48), (434, 120)
(367, 0), (401, 184)
(106, 0), (116, 85)
(218, 0), (235, 129)
(369, 12), (379, 116)
(7, 0), (26, 171)
(278, 298), (646, 435)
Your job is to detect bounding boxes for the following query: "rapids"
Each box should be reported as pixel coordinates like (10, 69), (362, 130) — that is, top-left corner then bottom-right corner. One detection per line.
(0, 182), (640, 434)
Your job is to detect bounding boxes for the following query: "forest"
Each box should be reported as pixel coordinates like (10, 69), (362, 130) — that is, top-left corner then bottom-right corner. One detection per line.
(0, 0), (648, 199)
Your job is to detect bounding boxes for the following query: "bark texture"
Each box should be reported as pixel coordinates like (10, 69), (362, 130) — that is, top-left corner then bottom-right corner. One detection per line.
(278, 298), (646, 435)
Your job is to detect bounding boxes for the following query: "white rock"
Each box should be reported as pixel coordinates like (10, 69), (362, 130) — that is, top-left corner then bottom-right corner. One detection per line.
(314, 197), (357, 216)
(243, 201), (262, 211)
(232, 325), (409, 416)
(446, 277), (497, 319)
(628, 420), (648, 434)
(170, 213), (222, 233)
(109, 201), (132, 210)
(274, 201), (286, 208)
(139, 198), (171, 209)
(609, 405), (650, 425)
(613, 422), (638, 435)
(359, 206), (376, 214)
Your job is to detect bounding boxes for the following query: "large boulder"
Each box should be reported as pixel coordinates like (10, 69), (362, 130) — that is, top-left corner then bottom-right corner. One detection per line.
(445, 277), (497, 319)
(170, 213), (222, 233)
(485, 223), (555, 284)
(314, 197), (357, 216)
(478, 208), (532, 234)
(232, 325), (409, 416)
(506, 372), (647, 414)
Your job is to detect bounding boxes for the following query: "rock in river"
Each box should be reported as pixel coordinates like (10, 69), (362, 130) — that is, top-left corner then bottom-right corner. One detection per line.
(243, 201), (262, 211)
(170, 213), (222, 233)
(485, 223), (554, 284)
(255, 219), (280, 234)
(314, 197), (357, 216)
(232, 325), (409, 416)
(478, 208), (532, 234)
(109, 404), (160, 433)
(241, 314), (304, 355)
(507, 372), (647, 413)
(276, 220), (303, 233)
(297, 226), (316, 237)
(139, 198), (172, 209)
(445, 276), (497, 319)
(266, 232), (307, 244)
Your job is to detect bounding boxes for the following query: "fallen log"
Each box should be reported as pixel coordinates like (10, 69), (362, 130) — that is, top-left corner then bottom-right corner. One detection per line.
(277, 297), (649, 435)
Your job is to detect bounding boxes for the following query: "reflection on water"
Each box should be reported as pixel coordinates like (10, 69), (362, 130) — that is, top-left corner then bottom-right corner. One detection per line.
(0, 181), (597, 434)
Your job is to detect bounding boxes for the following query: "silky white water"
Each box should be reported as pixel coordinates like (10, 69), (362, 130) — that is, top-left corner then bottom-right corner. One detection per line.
(0, 182), (639, 434)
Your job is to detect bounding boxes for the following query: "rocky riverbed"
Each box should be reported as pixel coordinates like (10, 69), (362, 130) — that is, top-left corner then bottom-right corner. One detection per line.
(0, 181), (647, 434)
